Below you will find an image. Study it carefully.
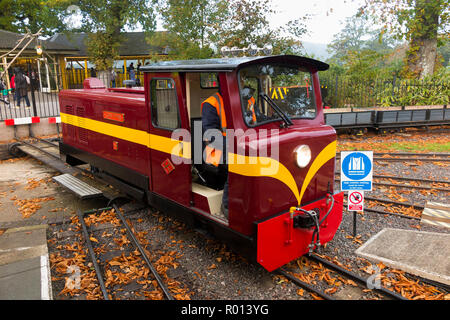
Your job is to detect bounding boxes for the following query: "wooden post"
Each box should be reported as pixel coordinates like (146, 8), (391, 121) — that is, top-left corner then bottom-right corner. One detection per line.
(71, 61), (76, 87)
(59, 56), (67, 89)
(50, 57), (58, 92)
(2, 57), (10, 89)
(84, 59), (88, 79)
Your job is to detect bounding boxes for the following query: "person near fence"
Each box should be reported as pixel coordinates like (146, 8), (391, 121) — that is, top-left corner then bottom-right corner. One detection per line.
(111, 69), (117, 88)
(14, 69), (30, 108)
(10, 73), (16, 104)
(0, 78), (10, 105)
(31, 70), (39, 90)
(135, 63), (141, 86)
(129, 63), (135, 81)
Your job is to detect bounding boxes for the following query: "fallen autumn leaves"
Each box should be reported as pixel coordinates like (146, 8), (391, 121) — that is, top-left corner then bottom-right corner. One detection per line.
(14, 196), (55, 218)
(284, 256), (449, 300)
(49, 209), (192, 300)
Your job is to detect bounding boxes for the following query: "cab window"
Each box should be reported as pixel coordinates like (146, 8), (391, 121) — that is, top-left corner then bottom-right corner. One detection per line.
(150, 78), (180, 129)
(238, 64), (316, 126)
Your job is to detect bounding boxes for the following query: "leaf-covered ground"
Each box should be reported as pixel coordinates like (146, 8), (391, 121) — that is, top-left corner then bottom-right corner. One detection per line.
(337, 129), (450, 153)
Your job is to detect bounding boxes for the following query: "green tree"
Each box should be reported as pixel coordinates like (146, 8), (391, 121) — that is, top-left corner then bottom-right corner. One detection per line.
(215, 0), (273, 48)
(326, 12), (407, 81)
(151, 0), (308, 60)
(437, 39), (450, 67)
(361, 0), (450, 78)
(0, 0), (69, 35)
(216, 0), (308, 54)
(327, 14), (372, 64)
(73, 0), (157, 70)
(148, 0), (226, 60)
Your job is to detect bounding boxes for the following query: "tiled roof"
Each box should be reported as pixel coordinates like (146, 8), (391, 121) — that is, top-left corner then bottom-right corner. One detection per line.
(0, 30), (164, 56)
(49, 32), (165, 56)
(0, 29), (77, 52)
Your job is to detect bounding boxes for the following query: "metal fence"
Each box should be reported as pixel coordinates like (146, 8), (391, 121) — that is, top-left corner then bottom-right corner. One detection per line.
(1, 71), (449, 121)
(320, 76), (450, 108)
(65, 69), (144, 89)
(0, 69), (144, 120)
(0, 85), (60, 120)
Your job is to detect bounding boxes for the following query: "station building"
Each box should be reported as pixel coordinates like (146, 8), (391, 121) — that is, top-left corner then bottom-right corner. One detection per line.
(0, 30), (167, 91)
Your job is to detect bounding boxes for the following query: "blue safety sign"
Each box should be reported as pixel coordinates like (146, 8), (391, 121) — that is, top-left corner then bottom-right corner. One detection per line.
(341, 151), (373, 191)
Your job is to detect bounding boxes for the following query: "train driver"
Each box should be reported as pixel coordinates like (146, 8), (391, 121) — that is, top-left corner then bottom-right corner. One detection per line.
(241, 86), (257, 125)
(201, 90), (229, 218)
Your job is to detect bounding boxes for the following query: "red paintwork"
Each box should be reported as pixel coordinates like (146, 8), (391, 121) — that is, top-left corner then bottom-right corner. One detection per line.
(108, 87), (145, 94)
(60, 56), (342, 271)
(144, 72), (192, 207)
(59, 87), (150, 183)
(221, 70), (336, 235)
(192, 192), (211, 214)
(257, 192), (344, 272)
(83, 77), (106, 89)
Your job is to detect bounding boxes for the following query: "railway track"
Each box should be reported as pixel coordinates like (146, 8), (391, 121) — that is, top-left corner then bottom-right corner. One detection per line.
(276, 253), (407, 300)
(361, 197), (422, 220)
(279, 253), (449, 300)
(336, 152), (450, 158)
(76, 203), (175, 300)
(336, 172), (449, 186)
(336, 168), (448, 219)
(335, 174), (450, 193)
(336, 152), (450, 163)
(11, 137), (189, 300)
(10, 136), (448, 300)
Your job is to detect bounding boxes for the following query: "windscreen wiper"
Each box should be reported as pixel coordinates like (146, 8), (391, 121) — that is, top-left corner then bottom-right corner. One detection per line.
(259, 93), (293, 127)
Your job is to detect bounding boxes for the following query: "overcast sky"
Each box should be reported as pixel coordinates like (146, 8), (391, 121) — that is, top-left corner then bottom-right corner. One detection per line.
(68, 0), (365, 46)
(268, 0), (365, 44)
(153, 0), (365, 45)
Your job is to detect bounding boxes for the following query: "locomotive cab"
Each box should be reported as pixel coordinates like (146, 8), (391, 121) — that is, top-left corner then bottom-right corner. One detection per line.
(59, 55), (344, 271)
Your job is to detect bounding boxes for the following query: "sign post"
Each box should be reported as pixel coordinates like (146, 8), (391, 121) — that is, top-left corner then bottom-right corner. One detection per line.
(348, 190), (364, 236)
(348, 190), (364, 211)
(341, 151), (373, 191)
(341, 151), (373, 237)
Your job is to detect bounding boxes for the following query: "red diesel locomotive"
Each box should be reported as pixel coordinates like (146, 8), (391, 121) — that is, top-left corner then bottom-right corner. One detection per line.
(59, 55), (344, 271)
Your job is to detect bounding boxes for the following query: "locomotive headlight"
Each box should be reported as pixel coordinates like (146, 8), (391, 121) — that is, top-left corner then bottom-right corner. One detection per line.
(295, 145), (311, 168)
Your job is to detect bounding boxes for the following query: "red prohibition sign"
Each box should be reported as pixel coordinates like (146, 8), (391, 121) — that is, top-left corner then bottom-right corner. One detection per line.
(349, 191), (363, 204)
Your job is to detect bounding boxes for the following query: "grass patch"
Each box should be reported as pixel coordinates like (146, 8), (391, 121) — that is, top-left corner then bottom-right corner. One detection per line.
(386, 141), (450, 152)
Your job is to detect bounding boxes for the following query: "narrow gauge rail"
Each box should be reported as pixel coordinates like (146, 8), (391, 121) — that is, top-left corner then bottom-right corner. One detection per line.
(336, 152), (450, 163)
(310, 254), (449, 297)
(276, 268), (335, 300)
(342, 194), (423, 220)
(363, 207), (420, 220)
(336, 152), (450, 158)
(11, 137), (120, 189)
(77, 204), (174, 300)
(373, 156), (450, 162)
(363, 196), (424, 210)
(335, 177), (450, 193)
(30, 136), (60, 148)
(343, 196), (423, 220)
(14, 138), (61, 160)
(9, 137), (177, 300)
(276, 254), (407, 300)
(335, 172), (449, 186)
(337, 156), (450, 162)
(308, 254), (407, 300)
(8, 139), (444, 299)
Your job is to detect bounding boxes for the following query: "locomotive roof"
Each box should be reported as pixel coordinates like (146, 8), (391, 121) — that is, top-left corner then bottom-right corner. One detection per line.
(140, 55), (329, 73)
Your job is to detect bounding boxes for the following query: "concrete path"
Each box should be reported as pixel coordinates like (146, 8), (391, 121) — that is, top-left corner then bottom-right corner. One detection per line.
(0, 225), (52, 299)
(355, 228), (450, 286)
